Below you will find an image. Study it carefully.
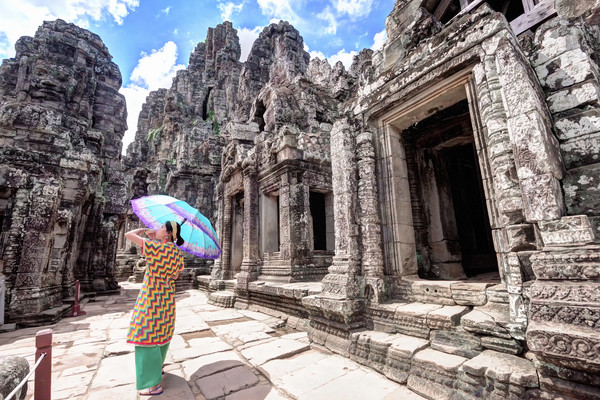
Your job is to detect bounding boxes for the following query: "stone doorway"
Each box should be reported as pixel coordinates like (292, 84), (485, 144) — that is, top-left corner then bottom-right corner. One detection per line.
(403, 99), (497, 280)
(377, 70), (501, 287)
(230, 192), (244, 277)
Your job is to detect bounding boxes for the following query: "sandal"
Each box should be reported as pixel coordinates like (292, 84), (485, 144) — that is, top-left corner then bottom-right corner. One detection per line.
(139, 385), (163, 396)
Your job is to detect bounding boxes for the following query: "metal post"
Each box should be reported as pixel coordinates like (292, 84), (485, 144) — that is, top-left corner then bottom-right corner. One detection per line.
(71, 280), (86, 317)
(35, 329), (52, 400)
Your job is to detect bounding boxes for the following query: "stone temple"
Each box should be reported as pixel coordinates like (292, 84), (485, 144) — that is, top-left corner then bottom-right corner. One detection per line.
(2, 0), (600, 398)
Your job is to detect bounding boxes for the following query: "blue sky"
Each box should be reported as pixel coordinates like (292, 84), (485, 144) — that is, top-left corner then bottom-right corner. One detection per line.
(0, 0), (395, 151)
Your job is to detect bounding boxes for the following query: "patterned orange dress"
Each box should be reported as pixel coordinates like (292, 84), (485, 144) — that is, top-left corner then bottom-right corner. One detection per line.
(127, 240), (185, 346)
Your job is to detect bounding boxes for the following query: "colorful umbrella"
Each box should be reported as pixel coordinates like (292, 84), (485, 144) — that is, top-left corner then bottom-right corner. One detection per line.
(131, 195), (221, 259)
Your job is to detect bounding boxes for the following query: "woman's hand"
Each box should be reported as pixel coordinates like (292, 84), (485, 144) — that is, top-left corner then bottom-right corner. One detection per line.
(145, 229), (157, 240)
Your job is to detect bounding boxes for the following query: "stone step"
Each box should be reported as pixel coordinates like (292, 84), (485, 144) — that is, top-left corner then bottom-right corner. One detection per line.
(455, 349), (538, 399)
(368, 301), (470, 339)
(208, 290), (236, 308)
(408, 348), (469, 400)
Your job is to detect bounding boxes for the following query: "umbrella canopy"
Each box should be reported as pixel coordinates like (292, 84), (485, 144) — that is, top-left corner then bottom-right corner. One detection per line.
(131, 195), (221, 259)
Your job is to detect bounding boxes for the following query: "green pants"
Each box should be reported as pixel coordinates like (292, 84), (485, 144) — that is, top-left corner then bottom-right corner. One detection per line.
(134, 343), (170, 390)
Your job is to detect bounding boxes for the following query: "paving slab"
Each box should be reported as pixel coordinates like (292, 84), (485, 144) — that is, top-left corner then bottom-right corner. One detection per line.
(174, 317), (210, 335)
(197, 309), (245, 322)
(276, 354), (360, 397)
(212, 320), (274, 337)
(259, 349), (333, 383)
(181, 350), (246, 380)
(86, 383), (138, 400)
(224, 384), (289, 400)
(298, 367), (400, 400)
(171, 336), (232, 362)
(160, 370), (196, 400)
(89, 353), (135, 390)
(195, 365), (259, 400)
(241, 338), (310, 366)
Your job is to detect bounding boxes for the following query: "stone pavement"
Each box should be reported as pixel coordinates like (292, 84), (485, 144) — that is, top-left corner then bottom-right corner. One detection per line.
(0, 282), (426, 400)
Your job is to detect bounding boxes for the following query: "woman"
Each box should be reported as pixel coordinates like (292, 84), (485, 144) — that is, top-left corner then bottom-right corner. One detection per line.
(125, 221), (185, 396)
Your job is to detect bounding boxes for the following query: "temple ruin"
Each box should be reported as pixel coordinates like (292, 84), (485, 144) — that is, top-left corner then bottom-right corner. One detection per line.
(1, 0), (600, 398)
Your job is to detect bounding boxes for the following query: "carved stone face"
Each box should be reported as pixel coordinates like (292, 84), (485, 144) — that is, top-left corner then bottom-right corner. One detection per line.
(29, 60), (72, 104)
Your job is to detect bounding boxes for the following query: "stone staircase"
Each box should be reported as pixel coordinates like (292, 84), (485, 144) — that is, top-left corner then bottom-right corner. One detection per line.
(353, 299), (539, 400)
(335, 273), (544, 400)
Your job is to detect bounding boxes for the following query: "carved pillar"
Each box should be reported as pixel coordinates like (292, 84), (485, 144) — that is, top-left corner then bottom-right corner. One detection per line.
(236, 166), (259, 289)
(303, 118), (365, 357)
(320, 119), (361, 298)
(212, 187), (231, 281)
(356, 132), (386, 302)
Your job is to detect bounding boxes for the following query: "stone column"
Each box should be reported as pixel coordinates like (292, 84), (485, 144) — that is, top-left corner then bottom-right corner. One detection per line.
(303, 118), (365, 357)
(356, 131), (386, 302)
(212, 188), (231, 281)
(320, 119), (361, 298)
(236, 165), (259, 289)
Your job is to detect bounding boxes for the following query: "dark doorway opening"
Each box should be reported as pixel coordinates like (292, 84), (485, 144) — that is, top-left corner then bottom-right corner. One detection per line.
(403, 99), (497, 279)
(444, 143), (496, 276)
(310, 191), (327, 250)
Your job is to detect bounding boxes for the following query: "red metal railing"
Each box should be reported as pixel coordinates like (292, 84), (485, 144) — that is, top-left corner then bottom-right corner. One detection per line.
(5, 329), (52, 400)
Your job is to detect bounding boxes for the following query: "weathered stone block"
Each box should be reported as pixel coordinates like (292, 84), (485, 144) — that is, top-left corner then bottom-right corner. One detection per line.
(563, 164), (600, 215)
(534, 48), (598, 91)
(394, 302), (442, 338)
(527, 320), (600, 371)
(521, 173), (565, 222)
(430, 329), (483, 359)
(461, 310), (512, 339)
(554, 107), (600, 141)
(480, 336), (523, 355)
(560, 132), (600, 169)
(547, 81), (600, 114)
(505, 224), (537, 251)
(460, 349), (538, 387)
(451, 282), (491, 306)
(538, 215), (596, 247)
(530, 248), (600, 280)
(408, 348), (467, 400)
(426, 306), (470, 330)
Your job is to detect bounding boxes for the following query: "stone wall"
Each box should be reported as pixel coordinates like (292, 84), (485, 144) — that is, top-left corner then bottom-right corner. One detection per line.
(0, 19), (127, 325)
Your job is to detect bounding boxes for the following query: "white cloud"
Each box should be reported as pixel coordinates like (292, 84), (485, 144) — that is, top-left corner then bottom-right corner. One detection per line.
(257, 0), (301, 25)
(219, 2), (244, 22)
(161, 6), (171, 15)
(0, 0), (139, 60)
(335, 0), (374, 18)
(317, 7), (337, 35)
(237, 26), (262, 62)
(120, 41), (185, 153)
(329, 48), (357, 70)
(371, 28), (386, 51)
(173, 28), (178, 35)
(305, 43), (356, 70)
(120, 85), (149, 153)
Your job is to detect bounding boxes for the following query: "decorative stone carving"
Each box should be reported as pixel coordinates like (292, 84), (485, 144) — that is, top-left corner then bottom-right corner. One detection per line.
(538, 215), (597, 247)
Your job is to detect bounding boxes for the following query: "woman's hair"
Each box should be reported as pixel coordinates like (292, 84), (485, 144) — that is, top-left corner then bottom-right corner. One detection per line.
(165, 221), (185, 246)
